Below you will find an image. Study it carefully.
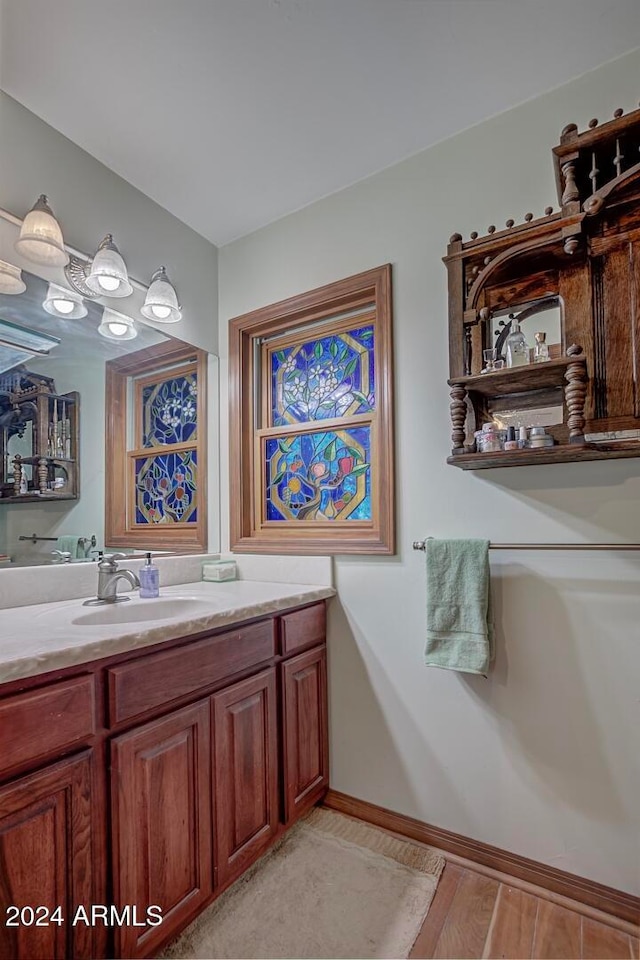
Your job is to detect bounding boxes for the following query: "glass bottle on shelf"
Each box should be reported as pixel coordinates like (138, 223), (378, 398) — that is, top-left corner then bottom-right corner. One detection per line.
(505, 317), (529, 368)
(533, 331), (550, 363)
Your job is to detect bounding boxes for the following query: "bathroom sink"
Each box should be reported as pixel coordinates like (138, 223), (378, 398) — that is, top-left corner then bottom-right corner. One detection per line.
(71, 597), (215, 627)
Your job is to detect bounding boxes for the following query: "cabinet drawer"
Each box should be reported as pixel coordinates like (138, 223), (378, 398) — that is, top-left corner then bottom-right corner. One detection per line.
(108, 619), (276, 726)
(280, 602), (326, 656)
(0, 675), (96, 777)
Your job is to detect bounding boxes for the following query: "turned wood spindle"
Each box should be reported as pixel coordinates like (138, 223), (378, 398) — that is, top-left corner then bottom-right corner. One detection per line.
(463, 325), (473, 377)
(564, 345), (587, 442)
(589, 152), (599, 193)
(561, 161), (579, 204)
(38, 459), (49, 495)
(614, 138), (624, 178)
(13, 455), (22, 497)
(450, 384), (468, 452)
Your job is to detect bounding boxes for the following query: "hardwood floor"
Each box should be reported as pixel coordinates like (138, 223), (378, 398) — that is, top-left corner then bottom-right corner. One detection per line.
(411, 863), (640, 960)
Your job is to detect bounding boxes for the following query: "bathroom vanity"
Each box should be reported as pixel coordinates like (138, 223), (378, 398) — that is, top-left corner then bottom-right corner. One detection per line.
(0, 582), (333, 959)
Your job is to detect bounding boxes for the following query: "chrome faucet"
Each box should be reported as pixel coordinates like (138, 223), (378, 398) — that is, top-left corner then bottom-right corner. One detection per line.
(51, 549), (72, 563)
(83, 553), (140, 606)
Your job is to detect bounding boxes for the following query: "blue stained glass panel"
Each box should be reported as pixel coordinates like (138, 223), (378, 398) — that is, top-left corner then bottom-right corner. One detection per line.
(265, 426), (371, 522)
(135, 449), (197, 524)
(142, 371), (198, 447)
(271, 325), (375, 426)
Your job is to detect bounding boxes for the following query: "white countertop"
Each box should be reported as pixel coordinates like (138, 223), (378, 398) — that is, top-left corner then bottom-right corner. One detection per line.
(0, 580), (335, 685)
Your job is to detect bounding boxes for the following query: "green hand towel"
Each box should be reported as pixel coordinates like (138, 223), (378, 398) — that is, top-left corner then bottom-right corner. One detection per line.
(424, 538), (494, 676)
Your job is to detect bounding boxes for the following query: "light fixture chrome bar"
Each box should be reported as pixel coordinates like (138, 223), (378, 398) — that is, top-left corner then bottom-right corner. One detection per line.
(0, 206), (150, 293)
(64, 255), (101, 300)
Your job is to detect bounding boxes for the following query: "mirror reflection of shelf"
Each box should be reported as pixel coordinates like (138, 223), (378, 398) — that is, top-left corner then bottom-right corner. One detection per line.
(0, 374), (80, 502)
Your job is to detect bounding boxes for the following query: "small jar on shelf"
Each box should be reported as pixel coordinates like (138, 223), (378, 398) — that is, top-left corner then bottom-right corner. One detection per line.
(533, 331), (550, 363)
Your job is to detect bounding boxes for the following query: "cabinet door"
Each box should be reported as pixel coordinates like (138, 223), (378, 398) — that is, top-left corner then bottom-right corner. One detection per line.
(0, 751), (97, 960)
(111, 700), (212, 959)
(212, 668), (278, 888)
(281, 646), (329, 824)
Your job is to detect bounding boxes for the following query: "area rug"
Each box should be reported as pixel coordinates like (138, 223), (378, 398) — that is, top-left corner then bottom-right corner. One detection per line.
(161, 807), (445, 960)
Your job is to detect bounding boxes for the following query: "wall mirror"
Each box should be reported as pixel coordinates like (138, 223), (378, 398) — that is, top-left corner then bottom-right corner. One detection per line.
(492, 295), (563, 361)
(0, 270), (217, 566)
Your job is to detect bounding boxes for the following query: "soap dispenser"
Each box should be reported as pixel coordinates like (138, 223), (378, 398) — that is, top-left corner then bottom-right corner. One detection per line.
(139, 553), (160, 598)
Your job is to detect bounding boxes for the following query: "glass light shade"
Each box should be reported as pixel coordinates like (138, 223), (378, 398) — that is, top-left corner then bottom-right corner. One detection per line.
(0, 260), (26, 295)
(140, 266), (182, 323)
(86, 235), (133, 297)
(43, 282), (88, 319)
(14, 195), (69, 267)
(98, 308), (137, 341)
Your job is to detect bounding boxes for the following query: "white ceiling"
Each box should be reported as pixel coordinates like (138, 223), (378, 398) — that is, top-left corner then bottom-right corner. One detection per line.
(1, 0), (640, 246)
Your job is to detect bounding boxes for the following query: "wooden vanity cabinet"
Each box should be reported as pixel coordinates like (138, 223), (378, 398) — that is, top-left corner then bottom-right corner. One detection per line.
(213, 668), (279, 888)
(0, 599), (328, 960)
(0, 751), (99, 960)
(110, 700), (213, 959)
(281, 645), (329, 824)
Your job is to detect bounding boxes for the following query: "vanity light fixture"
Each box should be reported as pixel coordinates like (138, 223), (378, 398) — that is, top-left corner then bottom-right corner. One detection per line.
(14, 195), (69, 267)
(98, 307), (137, 341)
(42, 282), (88, 320)
(85, 235), (133, 298)
(0, 260), (26, 295)
(140, 266), (182, 323)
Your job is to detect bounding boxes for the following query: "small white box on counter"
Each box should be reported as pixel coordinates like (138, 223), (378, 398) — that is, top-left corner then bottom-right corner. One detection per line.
(202, 560), (237, 582)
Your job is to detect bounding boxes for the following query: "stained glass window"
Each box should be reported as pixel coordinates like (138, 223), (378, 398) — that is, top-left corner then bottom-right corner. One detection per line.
(135, 450), (197, 524)
(229, 264), (394, 553)
(271, 325), (375, 426)
(265, 426), (371, 521)
(141, 371), (198, 447)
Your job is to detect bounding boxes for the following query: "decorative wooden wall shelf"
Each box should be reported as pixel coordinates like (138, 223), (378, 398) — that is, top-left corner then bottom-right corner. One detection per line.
(444, 103), (640, 469)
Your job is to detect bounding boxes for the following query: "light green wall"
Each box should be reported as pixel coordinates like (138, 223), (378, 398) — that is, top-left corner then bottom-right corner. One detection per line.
(218, 49), (640, 893)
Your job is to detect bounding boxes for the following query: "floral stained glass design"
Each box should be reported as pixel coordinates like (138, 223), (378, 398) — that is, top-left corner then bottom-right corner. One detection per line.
(135, 450), (197, 524)
(141, 372), (198, 447)
(265, 426), (371, 521)
(271, 325), (374, 426)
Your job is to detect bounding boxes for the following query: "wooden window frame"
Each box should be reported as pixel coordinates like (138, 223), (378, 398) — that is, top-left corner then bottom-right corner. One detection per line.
(229, 264), (395, 555)
(105, 340), (208, 552)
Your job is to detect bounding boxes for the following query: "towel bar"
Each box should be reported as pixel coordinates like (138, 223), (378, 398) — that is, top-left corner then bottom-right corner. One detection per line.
(413, 539), (640, 551)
